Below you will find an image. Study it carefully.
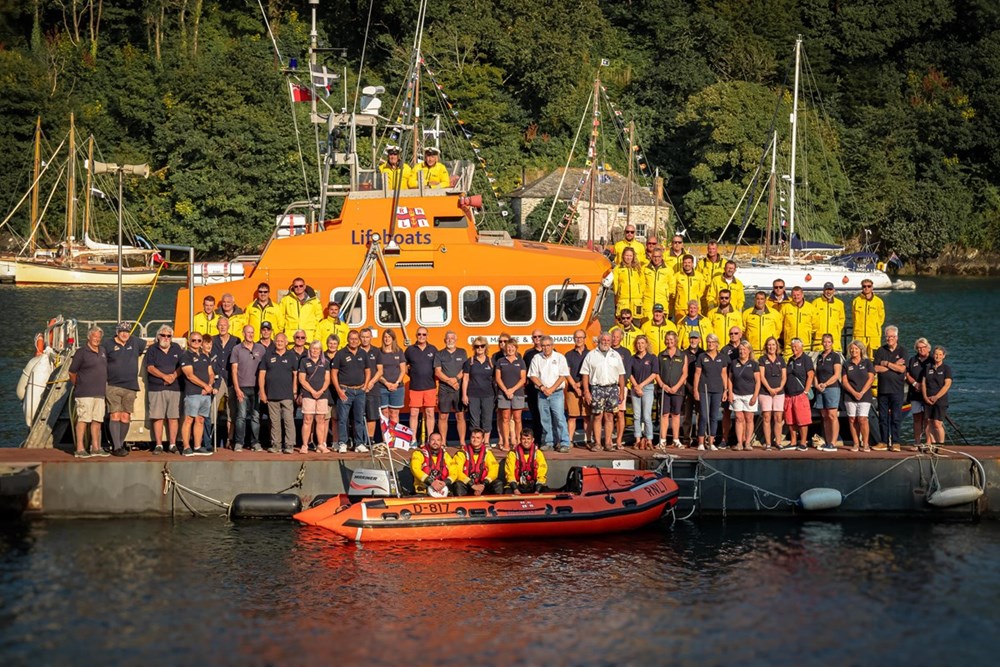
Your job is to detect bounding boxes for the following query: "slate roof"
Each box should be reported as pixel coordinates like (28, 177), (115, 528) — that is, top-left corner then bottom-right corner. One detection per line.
(508, 167), (665, 206)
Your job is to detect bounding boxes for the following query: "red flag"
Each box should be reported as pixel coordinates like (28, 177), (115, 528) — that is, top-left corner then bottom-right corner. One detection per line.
(291, 83), (313, 103)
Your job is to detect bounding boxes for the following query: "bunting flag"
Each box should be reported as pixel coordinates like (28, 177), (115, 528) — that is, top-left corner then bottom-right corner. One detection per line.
(380, 415), (414, 450)
(309, 62), (338, 97)
(599, 86), (656, 181)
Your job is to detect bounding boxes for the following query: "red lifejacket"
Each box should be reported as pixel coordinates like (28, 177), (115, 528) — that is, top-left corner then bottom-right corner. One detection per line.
(420, 447), (450, 481)
(461, 445), (489, 482)
(514, 444), (538, 486)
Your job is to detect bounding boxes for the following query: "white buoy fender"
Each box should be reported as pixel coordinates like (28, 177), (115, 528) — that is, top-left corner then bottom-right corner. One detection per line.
(927, 486), (984, 508)
(16, 355), (43, 401)
(798, 488), (843, 511)
(23, 352), (52, 428)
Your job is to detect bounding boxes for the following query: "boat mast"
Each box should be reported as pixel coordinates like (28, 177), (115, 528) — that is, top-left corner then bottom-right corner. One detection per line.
(587, 75), (599, 251)
(625, 120), (634, 229)
(84, 135), (94, 243)
(29, 117), (41, 255)
(766, 130), (777, 257)
(410, 0), (429, 165)
(788, 35), (802, 263)
(66, 113), (76, 257)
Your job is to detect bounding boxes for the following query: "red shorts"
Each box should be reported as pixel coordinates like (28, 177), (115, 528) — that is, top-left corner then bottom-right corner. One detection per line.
(409, 388), (437, 408)
(783, 393), (812, 426)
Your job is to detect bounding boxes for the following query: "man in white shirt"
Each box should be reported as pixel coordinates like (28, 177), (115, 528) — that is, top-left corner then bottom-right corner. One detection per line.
(580, 332), (626, 452)
(528, 335), (571, 453)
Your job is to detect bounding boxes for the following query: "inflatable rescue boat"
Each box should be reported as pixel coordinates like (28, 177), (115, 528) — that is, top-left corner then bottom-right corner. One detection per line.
(294, 466), (680, 542)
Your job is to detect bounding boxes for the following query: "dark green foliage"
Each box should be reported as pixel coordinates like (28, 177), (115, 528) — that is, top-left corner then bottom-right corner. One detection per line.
(0, 0), (995, 261)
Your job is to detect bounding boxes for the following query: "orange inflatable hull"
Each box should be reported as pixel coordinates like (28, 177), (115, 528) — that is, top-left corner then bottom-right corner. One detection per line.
(294, 467), (679, 542)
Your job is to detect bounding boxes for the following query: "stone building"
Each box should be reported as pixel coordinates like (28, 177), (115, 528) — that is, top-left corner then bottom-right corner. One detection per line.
(508, 167), (671, 244)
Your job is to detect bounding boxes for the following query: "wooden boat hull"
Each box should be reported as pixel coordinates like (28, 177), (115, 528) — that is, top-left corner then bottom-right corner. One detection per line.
(294, 467), (679, 542)
(13, 260), (158, 285)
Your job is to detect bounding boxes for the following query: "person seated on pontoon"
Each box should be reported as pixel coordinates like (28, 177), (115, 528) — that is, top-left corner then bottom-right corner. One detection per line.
(453, 429), (502, 496)
(504, 428), (548, 495)
(410, 432), (455, 497)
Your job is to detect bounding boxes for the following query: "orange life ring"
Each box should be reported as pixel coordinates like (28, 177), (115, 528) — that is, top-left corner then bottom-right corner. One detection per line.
(46, 318), (58, 348)
(34, 333), (45, 356)
(842, 276), (849, 284)
(804, 273), (812, 282)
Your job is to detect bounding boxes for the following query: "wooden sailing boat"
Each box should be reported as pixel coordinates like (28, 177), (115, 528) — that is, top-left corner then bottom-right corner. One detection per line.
(0, 116), (160, 285)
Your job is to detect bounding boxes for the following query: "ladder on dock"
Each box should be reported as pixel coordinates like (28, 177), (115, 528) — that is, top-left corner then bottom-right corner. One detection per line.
(23, 319), (78, 449)
(663, 456), (702, 521)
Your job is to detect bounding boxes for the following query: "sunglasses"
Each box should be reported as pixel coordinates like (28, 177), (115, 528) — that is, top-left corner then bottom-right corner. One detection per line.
(625, 231), (635, 235)
(190, 338), (203, 343)
(158, 334), (172, 338)
(417, 332), (428, 337)
(258, 289), (269, 294)
(672, 240), (683, 244)
(474, 344), (486, 349)
(295, 335), (306, 340)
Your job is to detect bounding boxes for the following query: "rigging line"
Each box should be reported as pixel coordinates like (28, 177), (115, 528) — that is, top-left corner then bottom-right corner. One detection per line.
(351, 0), (376, 115)
(0, 135), (66, 233)
(723, 161), (767, 246)
(539, 86), (595, 241)
(254, 0), (284, 63)
(19, 161), (67, 255)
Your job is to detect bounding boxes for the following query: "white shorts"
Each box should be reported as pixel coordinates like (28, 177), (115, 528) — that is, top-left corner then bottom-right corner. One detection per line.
(845, 400), (871, 417)
(730, 394), (759, 413)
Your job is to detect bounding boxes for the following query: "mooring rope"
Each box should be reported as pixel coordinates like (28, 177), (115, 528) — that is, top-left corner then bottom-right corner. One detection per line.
(161, 465), (230, 518)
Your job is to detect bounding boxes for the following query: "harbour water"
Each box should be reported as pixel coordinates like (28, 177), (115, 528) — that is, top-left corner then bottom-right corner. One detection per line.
(2, 278), (999, 663)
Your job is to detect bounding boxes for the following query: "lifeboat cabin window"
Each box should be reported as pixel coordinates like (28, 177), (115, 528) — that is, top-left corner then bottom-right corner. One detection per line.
(375, 288), (410, 326)
(329, 288), (366, 327)
(544, 285), (590, 325)
(501, 287), (535, 326)
(460, 287), (494, 327)
(416, 288), (451, 326)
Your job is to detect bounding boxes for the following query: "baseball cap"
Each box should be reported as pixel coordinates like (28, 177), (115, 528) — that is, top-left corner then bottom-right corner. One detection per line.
(688, 330), (701, 339)
(823, 281), (835, 289)
(261, 321), (273, 330)
(116, 321), (131, 333)
(652, 304), (665, 312)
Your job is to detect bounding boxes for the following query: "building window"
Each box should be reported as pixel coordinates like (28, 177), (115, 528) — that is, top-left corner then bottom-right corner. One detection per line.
(416, 288), (450, 326)
(501, 286), (535, 326)
(459, 287), (494, 327)
(617, 206), (628, 218)
(374, 288), (409, 327)
(635, 223), (647, 237)
(329, 288), (365, 327)
(544, 285), (590, 325)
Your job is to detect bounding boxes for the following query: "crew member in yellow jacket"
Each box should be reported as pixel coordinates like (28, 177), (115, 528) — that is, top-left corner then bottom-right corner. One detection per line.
(643, 248), (675, 321)
(217, 293), (246, 335)
(378, 145), (412, 190)
(279, 277), (323, 342)
(315, 301), (350, 348)
(410, 433), (456, 495)
(408, 146), (450, 188)
(452, 429), (502, 496)
(698, 241), (727, 310)
(504, 429), (548, 494)
(707, 261), (745, 312)
(707, 289), (744, 343)
(811, 282), (846, 351)
(743, 291), (782, 356)
(673, 255), (706, 322)
(852, 279), (885, 355)
(192, 295), (221, 336)
(781, 287), (817, 358)
(613, 247), (646, 319)
(613, 224), (647, 266)
(641, 304), (677, 356)
(244, 282), (284, 342)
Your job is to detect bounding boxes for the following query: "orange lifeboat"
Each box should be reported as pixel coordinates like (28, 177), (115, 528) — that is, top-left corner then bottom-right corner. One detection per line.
(294, 466), (679, 542)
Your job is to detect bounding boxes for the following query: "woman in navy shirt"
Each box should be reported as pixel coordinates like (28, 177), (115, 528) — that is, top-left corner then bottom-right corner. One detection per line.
(629, 335), (659, 449)
(693, 333), (729, 450)
(922, 346), (953, 446)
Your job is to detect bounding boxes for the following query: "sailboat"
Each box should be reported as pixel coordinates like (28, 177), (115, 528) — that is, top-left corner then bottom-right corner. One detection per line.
(0, 116), (161, 286)
(728, 37), (901, 292)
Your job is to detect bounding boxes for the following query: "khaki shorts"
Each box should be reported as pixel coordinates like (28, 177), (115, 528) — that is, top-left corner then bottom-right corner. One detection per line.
(75, 396), (105, 422)
(565, 388), (589, 417)
(148, 390), (181, 419)
(105, 386), (137, 414)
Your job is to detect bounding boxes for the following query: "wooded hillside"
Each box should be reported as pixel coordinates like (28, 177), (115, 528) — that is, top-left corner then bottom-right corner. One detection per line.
(0, 0), (997, 260)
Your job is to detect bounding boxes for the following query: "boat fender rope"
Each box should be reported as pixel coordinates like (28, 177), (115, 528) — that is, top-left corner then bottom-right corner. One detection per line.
(697, 458), (797, 508)
(275, 463), (307, 494)
(162, 464), (231, 517)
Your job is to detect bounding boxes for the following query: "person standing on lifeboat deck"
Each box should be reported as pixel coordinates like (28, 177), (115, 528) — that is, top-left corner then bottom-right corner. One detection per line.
(851, 280), (885, 358)
(280, 277), (322, 343)
(408, 146), (450, 188)
(613, 224), (647, 267)
(69, 326), (109, 458)
(453, 429), (502, 496)
(504, 429), (548, 494)
(245, 282), (284, 342)
(410, 432), (455, 496)
(378, 145), (412, 190)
